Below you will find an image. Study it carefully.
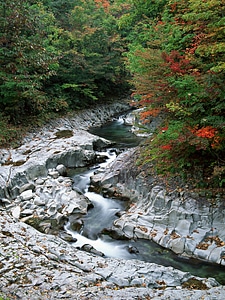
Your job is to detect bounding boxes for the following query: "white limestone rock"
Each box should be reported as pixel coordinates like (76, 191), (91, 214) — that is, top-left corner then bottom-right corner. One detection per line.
(20, 189), (33, 201)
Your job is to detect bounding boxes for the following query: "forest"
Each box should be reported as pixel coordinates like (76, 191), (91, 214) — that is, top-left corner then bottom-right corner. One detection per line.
(1, 0), (225, 188)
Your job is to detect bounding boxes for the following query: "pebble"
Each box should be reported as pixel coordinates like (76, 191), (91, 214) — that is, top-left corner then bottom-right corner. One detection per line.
(12, 205), (21, 219)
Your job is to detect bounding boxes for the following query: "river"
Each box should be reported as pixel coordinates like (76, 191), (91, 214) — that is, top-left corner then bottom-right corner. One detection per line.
(65, 113), (225, 284)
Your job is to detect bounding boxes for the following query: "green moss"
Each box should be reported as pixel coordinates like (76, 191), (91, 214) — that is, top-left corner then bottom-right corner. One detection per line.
(182, 278), (208, 290)
(55, 130), (73, 139)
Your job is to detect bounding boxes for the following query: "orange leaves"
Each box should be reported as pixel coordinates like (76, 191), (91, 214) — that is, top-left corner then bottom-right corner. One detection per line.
(161, 144), (172, 150)
(94, 0), (110, 12)
(159, 124), (220, 154)
(161, 126), (169, 132)
(154, 20), (165, 31)
(189, 126), (221, 150)
(191, 126), (217, 139)
(139, 93), (154, 106)
(170, 2), (178, 13)
(140, 108), (161, 123)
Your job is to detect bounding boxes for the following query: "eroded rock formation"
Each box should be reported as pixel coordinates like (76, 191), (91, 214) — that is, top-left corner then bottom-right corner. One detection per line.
(90, 148), (225, 265)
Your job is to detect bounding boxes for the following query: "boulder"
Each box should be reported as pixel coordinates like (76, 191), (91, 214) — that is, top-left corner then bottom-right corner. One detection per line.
(11, 205), (21, 219)
(20, 189), (33, 201)
(19, 183), (35, 194)
(56, 164), (67, 176)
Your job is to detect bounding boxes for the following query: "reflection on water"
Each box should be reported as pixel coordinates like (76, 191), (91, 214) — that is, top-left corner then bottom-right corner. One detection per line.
(89, 116), (143, 148)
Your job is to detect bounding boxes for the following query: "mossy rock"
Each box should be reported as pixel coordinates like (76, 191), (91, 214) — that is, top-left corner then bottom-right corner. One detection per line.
(55, 130), (73, 139)
(182, 278), (208, 290)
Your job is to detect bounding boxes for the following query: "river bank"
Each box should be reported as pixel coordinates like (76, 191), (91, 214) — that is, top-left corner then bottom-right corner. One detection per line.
(91, 147), (225, 267)
(0, 100), (225, 299)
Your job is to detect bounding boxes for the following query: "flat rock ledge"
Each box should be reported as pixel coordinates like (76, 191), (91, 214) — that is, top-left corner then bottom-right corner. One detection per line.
(0, 210), (224, 300)
(90, 148), (225, 267)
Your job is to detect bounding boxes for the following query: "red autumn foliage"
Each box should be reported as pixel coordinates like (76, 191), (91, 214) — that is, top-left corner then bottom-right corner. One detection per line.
(162, 51), (192, 75)
(191, 126), (217, 139)
(154, 20), (165, 31)
(161, 144), (172, 150)
(94, 0), (110, 11)
(186, 32), (206, 55)
(170, 2), (178, 13)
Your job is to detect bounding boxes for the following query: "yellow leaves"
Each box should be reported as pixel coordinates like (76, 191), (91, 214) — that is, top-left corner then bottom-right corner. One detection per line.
(150, 229), (158, 237)
(137, 225), (148, 233)
(213, 165), (225, 177)
(196, 42), (225, 58)
(164, 228), (169, 235)
(170, 232), (180, 239)
(166, 101), (191, 116)
(83, 26), (98, 35)
(188, 0), (222, 14)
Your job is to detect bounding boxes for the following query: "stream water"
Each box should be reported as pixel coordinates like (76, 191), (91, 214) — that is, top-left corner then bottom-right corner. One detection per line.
(66, 114), (225, 284)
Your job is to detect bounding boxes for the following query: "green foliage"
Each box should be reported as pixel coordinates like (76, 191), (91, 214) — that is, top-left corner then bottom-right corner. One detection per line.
(126, 0), (225, 187)
(62, 83), (98, 102)
(0, 113), (21, 147)
(0, 0), (129, 136)
(118, 0), (168, 33)
(42, 0), (77, 29)
(44, 0), (129, 108)
(1, 0), (224, 190)
(0, 296), (10, 300)
(0, 0), (61, 123)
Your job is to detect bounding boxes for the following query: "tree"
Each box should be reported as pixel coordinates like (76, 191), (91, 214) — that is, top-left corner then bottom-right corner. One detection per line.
(0, 0), (63, 124)
(126, 0), (225, 187)
(42, 0), (77, 29)
(46, 0), (128, 107)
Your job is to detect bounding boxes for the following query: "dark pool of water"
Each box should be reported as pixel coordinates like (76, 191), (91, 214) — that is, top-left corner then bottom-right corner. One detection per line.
(89, 116), (143, 148)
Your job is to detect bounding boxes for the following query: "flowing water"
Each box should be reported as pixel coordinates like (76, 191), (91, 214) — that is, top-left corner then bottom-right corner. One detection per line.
(66, 114), (225, 284)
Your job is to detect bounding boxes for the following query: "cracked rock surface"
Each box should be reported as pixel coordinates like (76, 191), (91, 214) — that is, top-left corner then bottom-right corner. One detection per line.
(1, 210), (225, 299)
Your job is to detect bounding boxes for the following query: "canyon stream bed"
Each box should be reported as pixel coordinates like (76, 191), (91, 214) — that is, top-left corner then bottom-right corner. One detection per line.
(65, 114), (225, 285)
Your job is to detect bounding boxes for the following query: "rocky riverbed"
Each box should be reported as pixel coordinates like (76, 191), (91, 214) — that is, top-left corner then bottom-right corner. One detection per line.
(0, 100), (225, 299)
(90, 149), (225, 266)
(1, 210), (224, 299)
